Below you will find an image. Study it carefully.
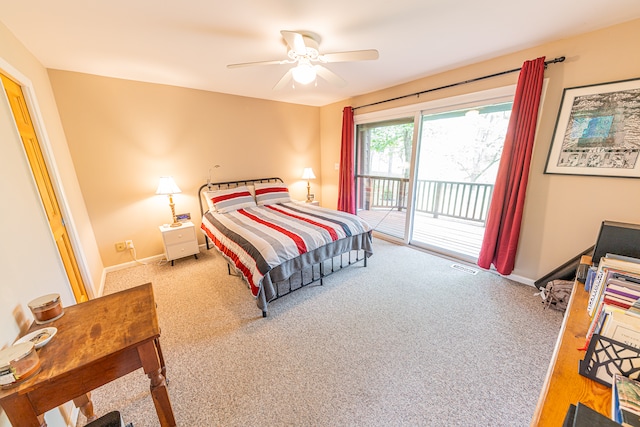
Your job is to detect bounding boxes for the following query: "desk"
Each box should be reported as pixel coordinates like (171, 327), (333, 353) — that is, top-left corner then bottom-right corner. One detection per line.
(0, 283), (176, 427)
(531, 278), (611, 426)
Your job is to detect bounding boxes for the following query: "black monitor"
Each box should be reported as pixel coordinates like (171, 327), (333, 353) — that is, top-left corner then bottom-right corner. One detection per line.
(592, 220), (640, 266)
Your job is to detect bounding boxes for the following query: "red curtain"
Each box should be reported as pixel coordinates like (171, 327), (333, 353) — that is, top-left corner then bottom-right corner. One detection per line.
(477, 57), (546, 275)
(337, 106), (356, 213)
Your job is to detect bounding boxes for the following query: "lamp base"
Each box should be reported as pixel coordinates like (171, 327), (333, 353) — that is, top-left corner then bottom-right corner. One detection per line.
(170, 222), (182, 228)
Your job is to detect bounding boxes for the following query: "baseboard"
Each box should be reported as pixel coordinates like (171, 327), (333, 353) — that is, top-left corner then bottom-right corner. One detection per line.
(97, 268), (108, 298)
(71, 406), (80, 427)
(102, 253), (165, 273)
(502, 272), (536, 288)
(98, 244), (208, 297)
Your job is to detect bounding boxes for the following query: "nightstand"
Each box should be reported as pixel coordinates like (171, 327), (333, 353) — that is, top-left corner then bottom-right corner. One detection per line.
(307, 200), (320, 206)
(159, 221), (199, 265)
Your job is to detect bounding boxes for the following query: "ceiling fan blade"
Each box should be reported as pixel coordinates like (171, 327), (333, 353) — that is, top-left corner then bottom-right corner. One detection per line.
(273, 69), (294, 90)
(319, 49), (379, 63)
(314, 65), (347, 87)
(281, 30), (307, 53)
(227, 59), (291, 68)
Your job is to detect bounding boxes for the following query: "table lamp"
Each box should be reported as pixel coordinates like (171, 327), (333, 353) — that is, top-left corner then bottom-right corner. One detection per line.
(156, 176), (182, 227)
(301, 167), (316, 202)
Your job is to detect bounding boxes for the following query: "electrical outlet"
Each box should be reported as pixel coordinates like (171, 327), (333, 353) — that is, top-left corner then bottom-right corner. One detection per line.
(125, 240), (134, 249)
(115, 242), (126, 252)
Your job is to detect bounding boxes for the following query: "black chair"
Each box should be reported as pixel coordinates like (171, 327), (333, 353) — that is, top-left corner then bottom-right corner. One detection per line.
(85, 411), (132, 427)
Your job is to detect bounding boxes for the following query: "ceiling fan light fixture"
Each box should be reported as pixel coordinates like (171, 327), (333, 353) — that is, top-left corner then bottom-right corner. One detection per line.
(228, 30), (379, 90)
(291, 61), (316, 85)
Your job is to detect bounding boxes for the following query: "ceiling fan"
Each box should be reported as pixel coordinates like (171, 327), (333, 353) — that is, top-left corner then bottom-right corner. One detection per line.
(227, 30), (379, 90)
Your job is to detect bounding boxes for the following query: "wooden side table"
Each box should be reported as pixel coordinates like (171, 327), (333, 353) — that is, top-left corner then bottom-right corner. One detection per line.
(0, 283), (176, 427)
(159, 221), (199, 265)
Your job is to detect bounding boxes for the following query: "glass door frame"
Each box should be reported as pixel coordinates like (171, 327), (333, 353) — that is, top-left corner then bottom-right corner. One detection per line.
(354, 84), (516, 252)
(355, 109), (421, 244)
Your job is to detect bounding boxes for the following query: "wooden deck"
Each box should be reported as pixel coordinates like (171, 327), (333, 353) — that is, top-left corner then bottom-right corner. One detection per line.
(358, 208), (485, 260)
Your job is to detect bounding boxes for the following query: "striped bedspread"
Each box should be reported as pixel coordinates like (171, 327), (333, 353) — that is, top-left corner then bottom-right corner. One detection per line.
(201, 202), (372, 297)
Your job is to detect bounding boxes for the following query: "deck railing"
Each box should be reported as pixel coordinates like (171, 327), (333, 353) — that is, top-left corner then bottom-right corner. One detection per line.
(357, 175), (494, 223)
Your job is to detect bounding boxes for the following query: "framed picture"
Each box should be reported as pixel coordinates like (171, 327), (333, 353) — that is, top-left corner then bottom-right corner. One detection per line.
(176, 213), (191, 222)
(544, 78), (640, 178)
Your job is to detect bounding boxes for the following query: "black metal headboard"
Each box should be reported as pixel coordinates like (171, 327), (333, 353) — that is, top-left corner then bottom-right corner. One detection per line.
(198, 177), (283, 218)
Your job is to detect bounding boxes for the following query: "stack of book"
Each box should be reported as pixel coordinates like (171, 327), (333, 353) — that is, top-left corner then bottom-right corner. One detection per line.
(583, 255), (640, 350)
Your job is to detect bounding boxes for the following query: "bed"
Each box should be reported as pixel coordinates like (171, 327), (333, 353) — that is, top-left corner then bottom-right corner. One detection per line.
(198, 177), (373, 316)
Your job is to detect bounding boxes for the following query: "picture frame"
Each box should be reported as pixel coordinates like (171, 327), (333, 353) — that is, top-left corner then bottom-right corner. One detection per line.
(544, 77), (640, 178)
(176, 213), (191, 222)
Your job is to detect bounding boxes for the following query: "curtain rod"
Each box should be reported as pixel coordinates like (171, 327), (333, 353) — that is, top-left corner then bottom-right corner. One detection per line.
(353, 56), (565, 111)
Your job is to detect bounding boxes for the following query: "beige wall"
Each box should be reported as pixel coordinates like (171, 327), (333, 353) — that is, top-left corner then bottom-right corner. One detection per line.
(48, 71), (321, 267)
(0, 21), (103, 427)
(320, 18), (640, 283)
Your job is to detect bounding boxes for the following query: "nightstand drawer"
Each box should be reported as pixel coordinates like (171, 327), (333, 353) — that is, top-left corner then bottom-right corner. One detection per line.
(163, 226), (196, 245)
(166, 240), (199, 260)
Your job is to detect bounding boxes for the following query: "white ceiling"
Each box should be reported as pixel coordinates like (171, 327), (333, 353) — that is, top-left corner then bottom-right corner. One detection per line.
(1, 1), (640, 107)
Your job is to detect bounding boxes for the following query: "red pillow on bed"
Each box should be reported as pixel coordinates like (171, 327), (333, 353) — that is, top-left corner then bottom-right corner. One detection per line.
(208, 186), (256, 213)
(254, 182), (291, 206)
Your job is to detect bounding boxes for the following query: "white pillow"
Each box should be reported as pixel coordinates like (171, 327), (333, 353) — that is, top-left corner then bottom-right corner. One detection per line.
(206, 186), (256, 213)
(254, 182), (291, 206)
(204, 191), (217, 211)
(206, 185), (255, 211)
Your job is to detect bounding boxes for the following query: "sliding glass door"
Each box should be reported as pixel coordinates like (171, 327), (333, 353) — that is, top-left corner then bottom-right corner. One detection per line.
(412, 103), (512, 259)
(355, 86), (515, 261)
(355, 118), (414, 240)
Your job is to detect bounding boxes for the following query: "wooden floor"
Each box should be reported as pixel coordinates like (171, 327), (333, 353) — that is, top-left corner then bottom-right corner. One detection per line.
(358, 208), (485, 260)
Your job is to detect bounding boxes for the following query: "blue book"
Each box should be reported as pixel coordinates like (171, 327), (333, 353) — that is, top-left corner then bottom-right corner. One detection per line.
(585, 266), (597, 292)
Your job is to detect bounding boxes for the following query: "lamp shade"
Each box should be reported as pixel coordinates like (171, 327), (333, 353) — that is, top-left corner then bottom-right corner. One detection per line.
(301, 168), (316, 180)
(156, 176), (182, 195)
(291, 59), (317, 85)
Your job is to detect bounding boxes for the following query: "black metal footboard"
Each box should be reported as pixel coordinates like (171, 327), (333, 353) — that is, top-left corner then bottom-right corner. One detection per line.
(260, 249), (368, 317)
(224, 248), (369, 317)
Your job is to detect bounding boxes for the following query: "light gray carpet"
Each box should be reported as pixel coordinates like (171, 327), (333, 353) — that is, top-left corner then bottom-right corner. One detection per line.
(84, 239), (563, 427)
